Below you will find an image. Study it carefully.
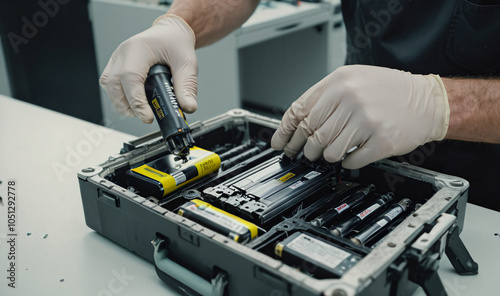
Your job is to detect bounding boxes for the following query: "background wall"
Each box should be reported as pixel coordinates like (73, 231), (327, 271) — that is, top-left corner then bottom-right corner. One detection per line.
(0, 38), (11, 96)
(0, 0), (102, 124)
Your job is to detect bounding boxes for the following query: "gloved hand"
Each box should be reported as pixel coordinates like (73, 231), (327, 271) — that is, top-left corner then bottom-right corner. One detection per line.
(271, 65), (450, 169)
(99, 14), (198, 124)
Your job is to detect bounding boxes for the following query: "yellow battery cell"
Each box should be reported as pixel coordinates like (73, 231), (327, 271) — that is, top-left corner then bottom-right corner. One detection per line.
(128, 147), (220, 198)
(178, 199), (258, 243)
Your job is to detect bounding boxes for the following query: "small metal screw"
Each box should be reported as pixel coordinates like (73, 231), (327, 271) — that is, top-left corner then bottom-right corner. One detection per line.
(182, 189), (201, 200)
(387, 242), (396, 248)
(82, 167), (95, 173)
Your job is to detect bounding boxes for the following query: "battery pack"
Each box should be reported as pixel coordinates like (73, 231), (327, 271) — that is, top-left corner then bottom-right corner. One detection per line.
(275, 232), (361, 278)
(127, 147), (220, 198)
(203, 156), (335, 225)
(178, 199), (258, 243)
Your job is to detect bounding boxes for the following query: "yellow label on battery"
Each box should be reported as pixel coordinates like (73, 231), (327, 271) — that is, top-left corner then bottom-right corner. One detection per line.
(152, 98), (165, 119)
(275, 243), (284, 257)
(191, 199), (259, 239)
(191, 147), (220, 175)
(278, 173), (295, 182)
(131, 147), (220, 196)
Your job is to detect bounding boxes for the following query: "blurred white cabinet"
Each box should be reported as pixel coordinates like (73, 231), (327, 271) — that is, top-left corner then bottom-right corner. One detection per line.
(90, 0), (345, 136)
(238, 1), (333, 113)
(327, 0), (347, 72)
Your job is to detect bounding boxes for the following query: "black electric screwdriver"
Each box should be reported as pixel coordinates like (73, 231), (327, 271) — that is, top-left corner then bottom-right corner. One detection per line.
(145, 64), (194, 161)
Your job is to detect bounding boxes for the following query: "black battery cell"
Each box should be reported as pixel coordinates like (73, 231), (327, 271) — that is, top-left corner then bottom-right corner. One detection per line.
(275, 232), (361, 278)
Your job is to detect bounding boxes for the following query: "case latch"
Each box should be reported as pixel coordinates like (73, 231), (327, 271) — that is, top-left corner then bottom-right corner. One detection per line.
(98, 190), (120, 207)
(405, 213), (478, 296)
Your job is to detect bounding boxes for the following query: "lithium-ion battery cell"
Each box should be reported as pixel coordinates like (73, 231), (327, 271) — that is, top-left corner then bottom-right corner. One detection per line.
(203, 156), (335, 225)
(178, 199), (258, 243)
(275, 232), (362, 278)
(127, 147), (220, 198)
(351, 198), (411, 245)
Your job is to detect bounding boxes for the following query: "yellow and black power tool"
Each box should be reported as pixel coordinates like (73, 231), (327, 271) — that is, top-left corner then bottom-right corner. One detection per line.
(145, 64), (194, 161)
(131, 64), (220, 199)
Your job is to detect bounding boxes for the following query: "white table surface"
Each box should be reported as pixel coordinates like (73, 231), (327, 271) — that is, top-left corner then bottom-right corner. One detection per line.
(0, 95), (498, 296)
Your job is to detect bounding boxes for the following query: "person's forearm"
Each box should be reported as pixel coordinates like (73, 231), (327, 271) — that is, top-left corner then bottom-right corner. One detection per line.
(442, 77), (500, 143)
(167, 0), (260, 48)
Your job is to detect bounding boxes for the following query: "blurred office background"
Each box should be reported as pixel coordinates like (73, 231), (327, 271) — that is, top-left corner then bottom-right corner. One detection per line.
(0, 0), (345, 135)
(0, 0), (102, 124)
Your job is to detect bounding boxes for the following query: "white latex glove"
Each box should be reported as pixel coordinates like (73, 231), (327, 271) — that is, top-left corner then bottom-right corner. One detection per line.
(99, 15), (198, 124)
(271, 65), (450, 169)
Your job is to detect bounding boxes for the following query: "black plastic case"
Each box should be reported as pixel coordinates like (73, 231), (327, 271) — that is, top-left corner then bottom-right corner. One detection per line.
(78, 109), (478, 296)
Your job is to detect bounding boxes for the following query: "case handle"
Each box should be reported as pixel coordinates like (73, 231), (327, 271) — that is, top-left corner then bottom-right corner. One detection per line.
(152, 238), (227, 296)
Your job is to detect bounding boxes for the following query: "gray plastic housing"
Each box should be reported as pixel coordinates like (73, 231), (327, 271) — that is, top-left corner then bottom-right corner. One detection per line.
(78, 109), (470, 296)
